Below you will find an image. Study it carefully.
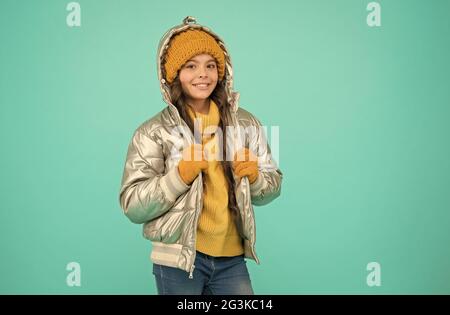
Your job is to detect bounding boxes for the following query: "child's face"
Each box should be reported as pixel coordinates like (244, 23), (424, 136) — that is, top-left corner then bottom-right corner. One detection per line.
(179, 53), (218, 104)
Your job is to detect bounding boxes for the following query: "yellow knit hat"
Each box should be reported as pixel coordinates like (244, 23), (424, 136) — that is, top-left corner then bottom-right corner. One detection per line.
(164, 29), (226, 84)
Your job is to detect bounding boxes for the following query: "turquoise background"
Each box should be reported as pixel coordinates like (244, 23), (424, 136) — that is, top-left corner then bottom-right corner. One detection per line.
(1, 0), (449, 294)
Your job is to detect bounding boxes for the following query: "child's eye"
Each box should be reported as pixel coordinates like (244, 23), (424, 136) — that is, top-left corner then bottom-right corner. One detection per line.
(207, 64), (216, 68)
(185, 64), (195, 69)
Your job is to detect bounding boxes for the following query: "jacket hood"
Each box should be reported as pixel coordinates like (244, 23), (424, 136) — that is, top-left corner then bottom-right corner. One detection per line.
(156, 16), (240, 114)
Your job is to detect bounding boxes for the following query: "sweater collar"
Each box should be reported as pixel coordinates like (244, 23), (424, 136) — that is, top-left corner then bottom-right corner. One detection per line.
(186, 99), (220, 141)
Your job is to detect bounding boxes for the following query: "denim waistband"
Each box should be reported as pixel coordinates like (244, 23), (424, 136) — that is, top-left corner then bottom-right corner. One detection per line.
(196, 251), (244, 261)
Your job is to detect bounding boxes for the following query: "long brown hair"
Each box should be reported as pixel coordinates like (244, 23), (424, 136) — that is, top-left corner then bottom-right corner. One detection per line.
(168, 76), (240, 222)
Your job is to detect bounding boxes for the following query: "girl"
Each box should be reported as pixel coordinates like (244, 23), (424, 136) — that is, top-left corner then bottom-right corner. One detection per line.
(119, 16), (283, 295)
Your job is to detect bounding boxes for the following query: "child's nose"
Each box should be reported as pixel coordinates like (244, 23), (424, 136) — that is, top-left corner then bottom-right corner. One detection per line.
(198, 66), (208, 77)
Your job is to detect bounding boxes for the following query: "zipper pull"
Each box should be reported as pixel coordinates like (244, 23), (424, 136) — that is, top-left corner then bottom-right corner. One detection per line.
(188, 264), (195, 279)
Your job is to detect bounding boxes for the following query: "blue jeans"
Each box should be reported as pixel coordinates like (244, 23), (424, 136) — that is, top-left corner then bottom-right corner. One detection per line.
(153, 251), (254, 295)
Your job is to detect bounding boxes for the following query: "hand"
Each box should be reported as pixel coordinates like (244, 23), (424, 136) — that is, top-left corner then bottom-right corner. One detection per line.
(232, 148), (259, 184)
(178, 144), (209, 185)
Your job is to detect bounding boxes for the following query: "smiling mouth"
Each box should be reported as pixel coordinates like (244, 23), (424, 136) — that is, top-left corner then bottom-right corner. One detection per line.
(192, 83), (210, 88)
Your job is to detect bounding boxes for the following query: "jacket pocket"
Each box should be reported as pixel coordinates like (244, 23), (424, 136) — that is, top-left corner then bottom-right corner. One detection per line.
(143, 208), (190, 243)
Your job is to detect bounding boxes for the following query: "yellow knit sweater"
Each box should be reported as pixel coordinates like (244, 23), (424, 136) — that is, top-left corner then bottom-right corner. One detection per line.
(187, 100), (244, 257)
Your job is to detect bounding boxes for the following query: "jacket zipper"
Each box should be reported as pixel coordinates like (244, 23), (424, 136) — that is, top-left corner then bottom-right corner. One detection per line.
(239, 177), (260, 264)
(168, 103), (204, 280)
(189, 264), (196, 279)
(188, 171), (204, 280)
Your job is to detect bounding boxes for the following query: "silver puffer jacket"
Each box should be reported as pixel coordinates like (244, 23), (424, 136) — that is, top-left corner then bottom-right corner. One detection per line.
(119, 16), (283, 277)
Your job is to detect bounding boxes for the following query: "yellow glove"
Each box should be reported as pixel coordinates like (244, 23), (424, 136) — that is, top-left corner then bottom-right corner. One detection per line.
(232, 148), (259, 184)
(178, 144), (208, 185)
